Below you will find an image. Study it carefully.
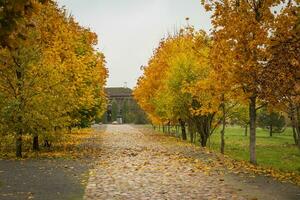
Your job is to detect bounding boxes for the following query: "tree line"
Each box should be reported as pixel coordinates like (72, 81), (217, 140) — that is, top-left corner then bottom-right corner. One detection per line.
(133, 0), (299, 164)
(0, 0), (108, 157)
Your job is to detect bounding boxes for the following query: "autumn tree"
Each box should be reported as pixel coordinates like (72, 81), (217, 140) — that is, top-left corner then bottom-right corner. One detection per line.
(134, 37), (176, 127)
(0, 0), (48, 48)
(134, 30), (185, 137)
(201, 0), (297, 164)
(152, 28), (207, 140)
(259, 0), (300, 148)
(0, 1), (107, 157)
(135, 27), (221, 147)
(191, 36), (237, 152)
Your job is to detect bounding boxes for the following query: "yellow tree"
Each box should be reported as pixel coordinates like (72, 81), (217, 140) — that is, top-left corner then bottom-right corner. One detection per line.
(0, 31), (42, 156)
(0, 0), (48, 47)
(203, 32), (238, 153)
(153, 27), (210, 140)
(202, 0), (285, 164)
(135, 27), (218, 146)
(30, 1), (108, 148)
(164, 28), (215, 145)
(134, 37), (175, 126)
(0, 1), (107, 157)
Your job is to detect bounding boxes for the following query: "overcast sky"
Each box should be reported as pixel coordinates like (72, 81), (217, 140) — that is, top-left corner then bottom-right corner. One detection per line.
(56, 0), (212, 88)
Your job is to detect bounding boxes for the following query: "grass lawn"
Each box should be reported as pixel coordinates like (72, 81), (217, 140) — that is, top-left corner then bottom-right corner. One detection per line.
(153, 125), (300, 173)
(208, 126), (300, 173)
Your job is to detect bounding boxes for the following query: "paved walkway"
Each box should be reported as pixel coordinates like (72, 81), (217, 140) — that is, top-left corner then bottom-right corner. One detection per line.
(1, 125), (298, 199)
(84, 125), (247, 200)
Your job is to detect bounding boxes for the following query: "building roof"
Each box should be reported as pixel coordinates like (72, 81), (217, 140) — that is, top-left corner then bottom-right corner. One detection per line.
(105, 87), (133, 98)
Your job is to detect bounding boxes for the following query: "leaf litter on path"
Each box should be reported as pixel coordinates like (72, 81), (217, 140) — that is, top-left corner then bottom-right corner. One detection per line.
(84, 125), (249, 200)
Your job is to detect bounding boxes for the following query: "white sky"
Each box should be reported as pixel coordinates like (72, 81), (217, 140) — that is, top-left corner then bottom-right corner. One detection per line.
(56, 0), (212, 88)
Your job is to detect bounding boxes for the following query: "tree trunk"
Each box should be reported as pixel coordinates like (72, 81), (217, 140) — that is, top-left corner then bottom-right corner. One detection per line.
(33, 135), (39, 151)
(220, 102), (226, 154)
(289, 104), (300, 148)
(188, 124), (194, 143)
(296, 106), (300, 150)
(162, 125), (165, 133)
(269, 124), (273, 137)
(44, 140), (51, 148)
(16, 115), (23, 158)
(179, 119), (187, 140)
(298, 130), (300, 150)
(201, 117), (211, 147)
(200, 134), (208, 147)
(15, 65), (24, 158)
(249, 96), (257, 164)
(291, 108), (300, 149)
(190, 130), (194, 143)
(292, 126), (298, 145)
(194, 115), (214, 147)
(245, 124), (248, 137)
(16, 134), (22, 158)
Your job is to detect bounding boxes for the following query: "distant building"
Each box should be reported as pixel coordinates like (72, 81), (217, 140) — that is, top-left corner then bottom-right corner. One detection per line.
(105, 87), (133, 104)
(104, 87), (147, 124)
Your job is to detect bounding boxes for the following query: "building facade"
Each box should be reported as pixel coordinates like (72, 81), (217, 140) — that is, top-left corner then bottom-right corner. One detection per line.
(104, 87), (147, 124)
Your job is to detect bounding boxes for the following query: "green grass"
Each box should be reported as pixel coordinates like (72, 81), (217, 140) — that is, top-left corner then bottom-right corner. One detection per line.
(151, 125), (300, 173)
(208, 126), (300, 173)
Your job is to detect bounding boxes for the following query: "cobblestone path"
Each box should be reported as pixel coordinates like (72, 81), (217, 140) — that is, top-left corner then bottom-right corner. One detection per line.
(84, 125), (247, 200)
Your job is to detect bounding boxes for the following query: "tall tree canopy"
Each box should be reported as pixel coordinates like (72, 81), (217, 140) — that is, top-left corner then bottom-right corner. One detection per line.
(202, 0), (300, 163)
(134, 27), (219, 147)
(0, 1), (108, 157)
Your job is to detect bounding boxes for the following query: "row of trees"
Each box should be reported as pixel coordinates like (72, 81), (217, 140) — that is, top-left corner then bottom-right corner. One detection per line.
(231, 106), (286, 137)
(134, 0), (299, 164)
(0, 1), (108, 157)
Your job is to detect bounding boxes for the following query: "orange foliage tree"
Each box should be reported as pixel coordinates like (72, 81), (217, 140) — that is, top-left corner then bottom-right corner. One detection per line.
(201, 0), (300, 164)
(260, 1), (300, 148)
